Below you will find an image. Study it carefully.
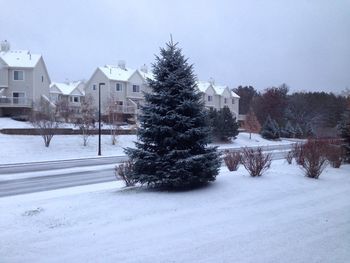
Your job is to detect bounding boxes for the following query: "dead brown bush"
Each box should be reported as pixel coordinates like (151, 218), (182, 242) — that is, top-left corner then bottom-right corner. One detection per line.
(223, 151), (241, 171)
(241, 147), (272, 177)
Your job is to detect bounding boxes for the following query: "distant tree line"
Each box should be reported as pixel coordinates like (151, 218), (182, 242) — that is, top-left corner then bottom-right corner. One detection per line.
(234, 84), (348, 138)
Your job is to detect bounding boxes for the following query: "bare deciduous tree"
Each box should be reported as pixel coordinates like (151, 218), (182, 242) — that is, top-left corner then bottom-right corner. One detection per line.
(105, 94), (123, 145)
(55, 98), (72, 122)
(30, 99), (60, 147)
(75, 95), (96, 146)
(243, 108), (261, 139)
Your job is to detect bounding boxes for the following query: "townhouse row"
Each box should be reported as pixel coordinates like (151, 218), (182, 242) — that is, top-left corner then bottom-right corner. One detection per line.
(0, 40), (240, 120)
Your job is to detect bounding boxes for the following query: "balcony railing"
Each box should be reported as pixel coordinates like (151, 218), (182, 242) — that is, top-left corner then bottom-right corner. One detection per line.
(109, 105), (136, 114)
(0, 97), (33, 108)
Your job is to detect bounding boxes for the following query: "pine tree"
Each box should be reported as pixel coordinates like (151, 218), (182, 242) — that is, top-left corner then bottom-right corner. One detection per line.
(260, 115), (280, 140)
(125, 41), (221, 189)
(243, 108), (261, 139)
(281, 121), (295, 138)
(295, 123), (303, 138)
(210, 106), (239, 142)
(305, 122), (315, 138)
(338, 109), (350, 162)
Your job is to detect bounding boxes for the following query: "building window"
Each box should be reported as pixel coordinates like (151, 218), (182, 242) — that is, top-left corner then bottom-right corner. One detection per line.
(73, 96), (79, 103)
(116, 101), (123, 106)
(132, 85), (140, 92)
(232, 98), (235, 104)
(208, 95), (213, 102)
(92, 84), (96, 91)
(224, 98), (227, 104)
(14, 70), (24, 81)
(116, 83), (122, 91)
(41, 76), (44, 82)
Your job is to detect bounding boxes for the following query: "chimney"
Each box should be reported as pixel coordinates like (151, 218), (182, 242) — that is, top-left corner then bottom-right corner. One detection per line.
(0, 40), (10, 52)
(140, 64), (148, 73)
(27, 51), (32, 60)
(118, 60), (126, 70)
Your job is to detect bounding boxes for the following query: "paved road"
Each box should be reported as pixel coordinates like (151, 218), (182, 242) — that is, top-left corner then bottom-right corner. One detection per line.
(0, 167), (115, 198)
(0, 144), (295, 198)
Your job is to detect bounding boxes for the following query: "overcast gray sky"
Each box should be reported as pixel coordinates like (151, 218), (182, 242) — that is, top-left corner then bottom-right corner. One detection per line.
(1, 0), (349, 92)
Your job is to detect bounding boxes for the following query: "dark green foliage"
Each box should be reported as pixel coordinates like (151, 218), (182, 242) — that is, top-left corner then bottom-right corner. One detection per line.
(260, 115), (280, 140)
(338, 109), (350, 162)
(305, 122), (315, 138)
(209, 106), (239, 142)
(294, 123), (304, 139)
(233, 85), (258, 115)
(125, 41), (221, 189)
(281, 121), (295, 138)
(286, 92), (347, 129)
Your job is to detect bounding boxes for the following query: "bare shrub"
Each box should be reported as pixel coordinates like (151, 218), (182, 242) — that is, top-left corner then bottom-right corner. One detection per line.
(30, 99), (60, 147)
(293, 143), (305, 165)
(75, 95), (96, 146)
(285, 151), (293, 164)
(300, 139), (328, 179)
(223, 151), (241, 171)
(115, 161), (135, 186)
(325, 143), (343, 168)
(241, 147), (272, 177)
(105, 94), (123, 145)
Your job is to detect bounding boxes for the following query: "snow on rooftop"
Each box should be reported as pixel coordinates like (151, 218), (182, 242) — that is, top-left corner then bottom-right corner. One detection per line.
(196, 81), (211, 93)
(231, 90), (240, 98)
(0, 50), (41, 68)
(99, 65), (136, 82)
(212, 84), (228, 95)
(138, 70), (154, 81)
(50, 81), (83, 96)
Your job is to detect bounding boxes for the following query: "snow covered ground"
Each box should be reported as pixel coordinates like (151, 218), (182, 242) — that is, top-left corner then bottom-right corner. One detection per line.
(0, 117), (293, 164)
(0, 160), (349, 263)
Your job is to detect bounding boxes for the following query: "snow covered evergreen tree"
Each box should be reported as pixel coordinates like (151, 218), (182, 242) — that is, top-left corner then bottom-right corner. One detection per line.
(260, 115), (280, 139)
(281, 121), (295, 138)
(209, 106), (239, 142)
(295, 123), (304, 138)
(125, 40), (221, 189)
(338, 109), (350, 162)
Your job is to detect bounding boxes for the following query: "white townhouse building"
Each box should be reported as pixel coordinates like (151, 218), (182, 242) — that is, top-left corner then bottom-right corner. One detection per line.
(85, 60), (240, 121)
(197, 79), (240, 118)
(85, 61), (151, 117)
(0, 40), (51, 117)
(50, 81), (85, 107)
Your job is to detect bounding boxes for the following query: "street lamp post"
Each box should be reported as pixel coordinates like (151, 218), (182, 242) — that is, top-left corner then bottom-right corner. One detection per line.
(98, 82), (105, 156)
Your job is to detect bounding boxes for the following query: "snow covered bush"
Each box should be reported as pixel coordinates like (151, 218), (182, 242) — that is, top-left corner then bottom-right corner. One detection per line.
(115, 161), (135, 187)
(125, 40), (220, 189)
(223, 151), (241, 171)
(300, 140), (328, 179)
(241, 147), (272, 177)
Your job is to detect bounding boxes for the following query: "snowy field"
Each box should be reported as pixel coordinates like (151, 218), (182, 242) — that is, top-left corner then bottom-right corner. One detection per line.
(0, 161), (349, 263)
(0, 118), (293, 164)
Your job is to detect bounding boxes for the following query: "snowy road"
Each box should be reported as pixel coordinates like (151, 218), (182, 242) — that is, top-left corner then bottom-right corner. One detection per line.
(0, 146), (293, 197)
(0, 166), (115, 197)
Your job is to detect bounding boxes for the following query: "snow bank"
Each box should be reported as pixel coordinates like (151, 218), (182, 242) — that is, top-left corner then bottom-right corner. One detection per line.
(0, 161), (349, 262)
